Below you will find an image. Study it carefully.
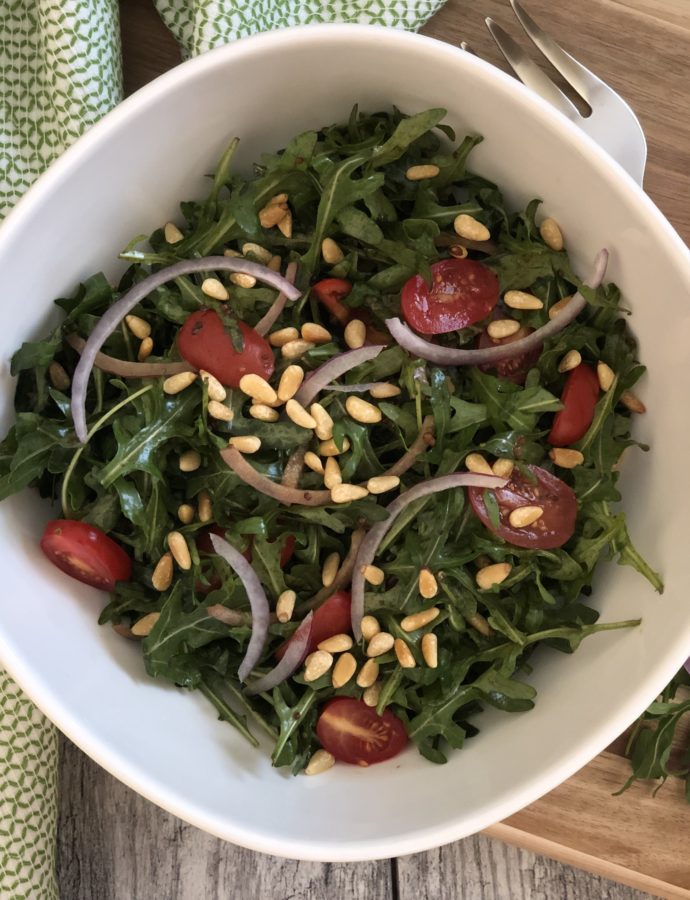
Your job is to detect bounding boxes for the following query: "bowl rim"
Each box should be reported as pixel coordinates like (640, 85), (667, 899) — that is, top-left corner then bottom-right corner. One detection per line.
(2, 22), (690, 861)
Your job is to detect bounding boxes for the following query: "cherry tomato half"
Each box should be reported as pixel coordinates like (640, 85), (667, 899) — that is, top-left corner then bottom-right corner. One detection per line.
(548, 363), (600, 446)
(312, 278), (353, 326)
(401, 258), (499, 335)
(477, 325), (542, 385)
(275, 590), (351, 662)
(316, 697), (408, 766)
(178, 310), (274, 388)
(468, 463), (578, 549)
(40, 519), (132, 590)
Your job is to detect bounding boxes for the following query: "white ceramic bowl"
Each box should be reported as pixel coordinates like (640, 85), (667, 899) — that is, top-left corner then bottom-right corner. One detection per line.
(1, 24), (689, 861)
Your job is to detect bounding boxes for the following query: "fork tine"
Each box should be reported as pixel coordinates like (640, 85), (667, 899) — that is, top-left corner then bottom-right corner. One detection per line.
(485, 18), (579, 119)
(509, 0), (603, 103)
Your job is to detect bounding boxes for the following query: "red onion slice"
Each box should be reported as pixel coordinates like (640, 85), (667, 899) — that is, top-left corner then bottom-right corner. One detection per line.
(71, 257), (301, 443)
(294, 345), (386, 407)
(325, 382), (394, 394)
(244, 612), (314, 696)
(254, 261), (299, 336)
(221, 446), (331, 506)
(385, 249), (609, 367)
(350, 472), (507, 639)
(209, 533), (271, 682)
(66, 334), (193, 378)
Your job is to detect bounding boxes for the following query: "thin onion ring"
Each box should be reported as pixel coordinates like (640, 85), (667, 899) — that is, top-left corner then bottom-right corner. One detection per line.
(254, 261), (299, 336)
(294, 345), (386, 408)
(66, 334), (193, 378)
(244, 612), (314, 696)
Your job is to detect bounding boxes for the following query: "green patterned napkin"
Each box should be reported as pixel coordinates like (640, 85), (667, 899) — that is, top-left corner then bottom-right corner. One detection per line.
(0, 2), (444, 895)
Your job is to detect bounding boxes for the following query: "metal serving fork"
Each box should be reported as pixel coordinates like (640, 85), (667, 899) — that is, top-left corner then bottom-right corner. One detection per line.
(483, 0), (647, 186)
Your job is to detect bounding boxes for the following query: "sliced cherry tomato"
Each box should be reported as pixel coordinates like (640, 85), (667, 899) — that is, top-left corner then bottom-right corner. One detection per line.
(316, 697), (408, 766)
(275, 590), (351, 662)
(177, 309), (274, 388)
(40, 519), (132, 590)
(401, 258), (499, 335)
(468, 463), (578, 549)
(279, 534), (296, 568)
(548, 363), (600, 446)
(312, 278), (352, 326)
(477, 325), (542, 385)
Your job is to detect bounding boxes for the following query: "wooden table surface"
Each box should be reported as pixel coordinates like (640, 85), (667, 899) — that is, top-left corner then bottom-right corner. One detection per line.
(57, 1), (690, 897)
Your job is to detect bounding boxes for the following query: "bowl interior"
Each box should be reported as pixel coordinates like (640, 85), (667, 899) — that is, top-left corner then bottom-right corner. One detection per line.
(1, 25), (689, 860)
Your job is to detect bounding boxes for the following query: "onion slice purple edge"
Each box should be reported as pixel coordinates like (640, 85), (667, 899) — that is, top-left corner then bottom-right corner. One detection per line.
(384, 248), (609, 367)
(350, 472), (507, 640)
(254, 260), (299, 336)
(244, 612), (314, 696)
(294, 345), (386, 407)
(71, 256), (301, 443)
(209, 533), (272, 682)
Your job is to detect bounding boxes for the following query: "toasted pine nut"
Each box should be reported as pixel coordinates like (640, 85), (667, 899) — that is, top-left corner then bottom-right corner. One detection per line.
(301, 322), (332, 344)
(151, 552), (173, 590)
(167, 531), (191, 570)
(597, 361), (615, 392)
(228, 435), (261, 454)
(249, 404), (280, 422)
(304, 650), (333, 682)
(164, 222), (184, 244)
(163, 371), (197, 394)
(324, 457), (342, 490)
(137, 338), (153, 362)
(259, 203), (288, 229)
(322, 237), (344, 265)
(332, 652), (357, 688)
(362, 683), (381, 707)
(394, 638), (416, 668)
(466, 452), (494, 475)
(198, 370), (226, 402)
(319, 437), (350, 457)
(267, 255), (282, 272)
(369, 382), (401, 399)
(620, 390), (646, 413)
(357, 659), (379, 688)
(239, 373), (277, 405)
(362, 564), (385, 586)
(366, 632), (395, 657)
(310, 403), (334, 440)
(454, 213), (490, 242)
(304, 451), (324, 474)
(131, 612), (161, 637)
(559, 350), (582, 373)
(319, 633), (353, 653)
(344, 318), (366, 350)
(179, 449), (201, 472)
(48, 361), (70, 390)
(449, 243), (469, 259)
(277, 209), (293, 238)
(421, 633), (438, 668)
(548, 295), (574, 320)
(492, 458), (514, 479)
(268, 327), (299, 347)
(305, 748), (335, 775)
(401, 607), (440, 632)
(201, 278), (229, 301)
(321, 552), (340, 588)
(208, 400), (233, 421)
(418, 567), (438, 599)
(285, 398), (317, 429)
(177, 503), (195, 524)
(549, 447), (585, 468)
(406, 164), (440, 181)
(268, 192), (288, 206)
(345, 395), (382, 425)
(366, 475), (400, 494)
(476, 562), (512, 589)
(197, 489), (212, 523)
(230, 272), (257, 289)
(331, 483), (369, 504)
(487, 319), (521, 340)
(281, 339), (315, 360)
(241, 242), (272, 264)
(540, 217), (564, 251)
(509, 505), (543, 528)
(223, 248), (242, 258)
(125, 314), (151, 340)
(276, 589), (296, 623)
(360, 615), (381, 642)
(278, 367), (305, 405)
(503, 290), (544, 311)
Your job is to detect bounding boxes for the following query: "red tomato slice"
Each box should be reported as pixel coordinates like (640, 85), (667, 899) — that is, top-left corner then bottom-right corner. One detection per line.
(468, 463), (578, 549)
(548, 363), (600, 446)
(316, 697), (408, 766)
(177, 310), (274, 388)
(40, 519), (132, 590)
(312, 278), (352, 326)
(279, 534), (296, 568)
(401, 259), (499, 335)
(275, 590), (351, 662)
(477, 325), (542, 385)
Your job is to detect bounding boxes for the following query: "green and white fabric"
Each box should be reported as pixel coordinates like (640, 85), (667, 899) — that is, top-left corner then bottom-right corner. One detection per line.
(0, 1), (444, 895)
